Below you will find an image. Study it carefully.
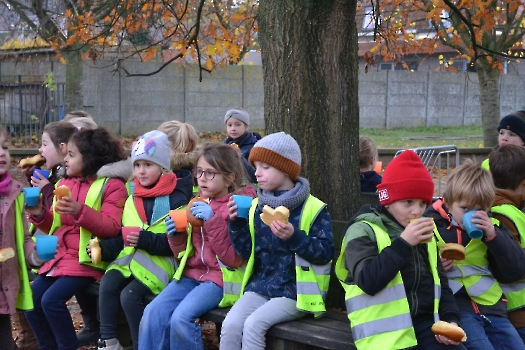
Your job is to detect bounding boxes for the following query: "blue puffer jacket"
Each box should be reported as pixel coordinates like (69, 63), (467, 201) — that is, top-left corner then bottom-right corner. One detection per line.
(225, 132), (261, 182)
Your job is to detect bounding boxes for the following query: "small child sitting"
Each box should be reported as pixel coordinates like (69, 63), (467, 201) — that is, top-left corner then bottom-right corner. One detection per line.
(223, 108), (261, 182)
(359, 136), (382, 192)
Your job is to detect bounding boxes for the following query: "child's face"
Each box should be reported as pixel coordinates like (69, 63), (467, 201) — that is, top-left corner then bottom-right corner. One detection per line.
(194, 157), (230, 199)
(446, 200), (485, 229)
(226, 118), (248, 140)
(385, 199), (428, 227)
(253, 161), (294, 192)
(499, 129), (524, 146)
(134, 160), (162, 187)
(0, 133), (9, 176)
(64, 141), (83, 177)
(40, 132), (64, 169)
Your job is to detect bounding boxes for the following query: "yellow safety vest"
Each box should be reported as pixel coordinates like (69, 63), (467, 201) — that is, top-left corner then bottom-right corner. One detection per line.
(245, 196), (331, 317)
(48, 178), (109, 270)
(434, 227), (503, 306)
(492, 204), (525, 310)
(335, 221), (440, 350)
(14, 193), (33, 310)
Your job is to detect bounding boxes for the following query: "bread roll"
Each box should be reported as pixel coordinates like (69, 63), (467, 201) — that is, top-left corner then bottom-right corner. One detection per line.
(53, 186), (71, 201)
(440, 243), (466, 260)
(19, 154), (46, 169)
(89, 237), (101, 265)
(0, 247), (15, 263)
(260, 205), (290, 226)
(431, 321), (467, 342)
(186, 197), (208, 227)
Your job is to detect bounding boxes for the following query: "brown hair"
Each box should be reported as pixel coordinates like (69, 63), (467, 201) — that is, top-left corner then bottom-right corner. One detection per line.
(443, 160), (495, 211)
(63, 110), (93, 121)
(489, 145), (525, 190)
(195, 142), (247, 194)
(359, 137), (378, 168)
(43, 121), (78, 150)
(158, 120), (199, 154)
(67, 117), (98, 130)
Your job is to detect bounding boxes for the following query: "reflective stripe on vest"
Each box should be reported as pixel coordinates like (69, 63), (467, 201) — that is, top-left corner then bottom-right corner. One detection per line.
(107, 196), (177, 295)
(434, 228), (502, 306)
(14, 193), (33, 310)
(244, 196), (330, 316)
(49, 178), (109, 270)
(335, 220), (440, 350)
(492, 204), (525, 310)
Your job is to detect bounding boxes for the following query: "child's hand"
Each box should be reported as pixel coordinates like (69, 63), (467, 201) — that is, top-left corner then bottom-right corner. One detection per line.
(25, 197), (43, 217)
(470, 210), (496, 238)
(55, 196), (82, 217)
(269, 220), (294, 240)
(165, 217), (180, 236)
(400, 218), (434, 246)
(31, 172), (50, 189)
(19, 164), (35, 175)
(86, 244), (91, 257)
(227, 197), (238, 221)
(126, 230), (140, 247)
(440, 257), (454, 272)
(191, 201), (214, 221)
(435, 322), (462, 346)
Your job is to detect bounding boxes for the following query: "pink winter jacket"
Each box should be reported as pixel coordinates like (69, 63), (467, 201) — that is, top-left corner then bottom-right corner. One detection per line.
(0, 179), (37, 315)
(29, 177), (128, 281)
(169, 186), (256, 287)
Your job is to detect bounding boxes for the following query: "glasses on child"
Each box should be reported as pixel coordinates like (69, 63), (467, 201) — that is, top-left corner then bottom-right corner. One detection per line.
(192, 169), (219, 180)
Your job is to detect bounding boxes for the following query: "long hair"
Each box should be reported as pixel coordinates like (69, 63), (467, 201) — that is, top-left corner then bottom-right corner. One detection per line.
(43, 121), (78, 150)
(158, 120), (199, 154)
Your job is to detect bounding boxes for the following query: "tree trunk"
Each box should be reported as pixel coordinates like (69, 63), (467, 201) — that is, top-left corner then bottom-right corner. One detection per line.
(258, 0), (360, 221)
(63, 48), (84, 113)
(476, 60), (501, 147)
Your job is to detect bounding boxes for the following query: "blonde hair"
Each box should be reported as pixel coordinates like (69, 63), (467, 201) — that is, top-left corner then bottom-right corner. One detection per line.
(359, 137), (378, 168)
(158, 120), (199, 154)
(443, 160), (495, 211)
(66, 117), (98, 130)
(63, 110), (93, 121)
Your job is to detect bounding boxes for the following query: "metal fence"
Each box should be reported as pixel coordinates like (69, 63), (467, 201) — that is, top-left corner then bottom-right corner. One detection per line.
(0, 76), (65, 142)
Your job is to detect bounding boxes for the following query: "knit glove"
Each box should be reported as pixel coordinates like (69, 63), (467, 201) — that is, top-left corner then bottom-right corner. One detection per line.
(191, 201), (214, 221)
(165, 217), (178, 236)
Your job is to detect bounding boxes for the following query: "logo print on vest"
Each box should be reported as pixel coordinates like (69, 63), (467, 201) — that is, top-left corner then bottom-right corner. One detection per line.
(378, 189), (389, 202)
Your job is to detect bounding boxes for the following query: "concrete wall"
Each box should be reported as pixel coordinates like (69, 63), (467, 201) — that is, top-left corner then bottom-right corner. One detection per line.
(1, 59), (524, 136)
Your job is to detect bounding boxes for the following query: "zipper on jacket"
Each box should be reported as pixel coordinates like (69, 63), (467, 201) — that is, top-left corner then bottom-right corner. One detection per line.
(198, 229), (210, 281)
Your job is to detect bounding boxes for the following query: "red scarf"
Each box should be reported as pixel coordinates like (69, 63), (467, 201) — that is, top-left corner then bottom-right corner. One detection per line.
(133, 173), (177, 223)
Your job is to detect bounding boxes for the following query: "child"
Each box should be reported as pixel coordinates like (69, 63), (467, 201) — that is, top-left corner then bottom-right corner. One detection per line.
(94, 130), (193, 350)
(158, 120), (200, 172)
(62, 110), (93, 121)
(482, 110), (525, 169)
(425, 160), (525, 350)
(24, 128), (129, 350)
(67, 116), (98, 130)
(220, 132), (334, 349)
(359, 136), (382, 192)
(139, 142), (255, 350)
(223, 108), (261, 182)
(0, 126), (43, 350)
(336, 150), (465, 350)
(489, 145), (525, 341)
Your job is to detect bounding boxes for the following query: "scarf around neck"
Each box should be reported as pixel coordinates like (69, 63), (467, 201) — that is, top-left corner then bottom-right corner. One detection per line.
(133, 172), (177, 224)
(0, 172), (11, 195)
(257, 177), (311, 211)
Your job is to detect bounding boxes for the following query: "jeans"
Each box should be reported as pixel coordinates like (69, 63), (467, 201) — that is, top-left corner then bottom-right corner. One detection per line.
(517, 327), (525, 343)
(459, 311), (525, 350)
(24, 275), (96, 350)
(139, 276), (223, 350)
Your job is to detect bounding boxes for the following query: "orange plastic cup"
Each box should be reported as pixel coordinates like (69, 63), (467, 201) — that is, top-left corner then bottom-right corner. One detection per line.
(169, 209), (188, 232)
(374, 161), (383, 174)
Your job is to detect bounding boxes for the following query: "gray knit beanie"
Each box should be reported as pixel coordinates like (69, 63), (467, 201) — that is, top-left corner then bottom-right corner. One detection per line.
(224, 108), (250, 126)
(132, 130), (171, 170)
(248, 132), (301, 180)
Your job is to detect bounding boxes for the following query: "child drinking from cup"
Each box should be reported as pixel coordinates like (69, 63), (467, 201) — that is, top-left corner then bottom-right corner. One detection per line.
(24, 128), (129, 350)
(425, 161), (525, 349)
(139, 143), (255, 350)
(94, 130), (193, 350)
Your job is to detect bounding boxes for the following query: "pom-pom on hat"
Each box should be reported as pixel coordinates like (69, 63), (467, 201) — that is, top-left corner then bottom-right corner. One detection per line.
(377, 150), (434, 205)
(224, 108), (250, 126)
(497, 111), (525, 144)
(248, 132), (301, 181)
(131, 130), (171, 170)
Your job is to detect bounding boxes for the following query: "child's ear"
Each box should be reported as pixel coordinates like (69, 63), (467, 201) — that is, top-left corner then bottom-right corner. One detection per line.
(226, 173), (236, 186)
(59, 143), (67, 155)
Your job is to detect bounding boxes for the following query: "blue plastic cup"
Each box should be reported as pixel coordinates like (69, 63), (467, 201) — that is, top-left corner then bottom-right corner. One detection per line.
(36, 235), (58, 261)
(232, 195), (253, 219)
(22, 187), (40, 207)
(33, 168), (51, 180)
(463, 210), (484, 239)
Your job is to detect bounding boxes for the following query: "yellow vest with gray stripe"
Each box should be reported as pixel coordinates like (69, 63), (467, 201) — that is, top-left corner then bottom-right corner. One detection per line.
(107, 196), (177, 295)
(492, 204), (525, 310)
(48, 178), (109, 270)
(335, 221), (441, 350)
(245, 196), (331, 317)
(14, 193), (33, 310)
(434, 226), (503, 306)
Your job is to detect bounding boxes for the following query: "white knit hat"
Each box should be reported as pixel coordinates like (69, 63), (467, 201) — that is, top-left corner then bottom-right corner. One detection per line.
(132, 130), (171, 170)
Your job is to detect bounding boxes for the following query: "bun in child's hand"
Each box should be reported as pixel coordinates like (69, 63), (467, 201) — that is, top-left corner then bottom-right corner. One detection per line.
(440, 243), (466, 260)
(0, 247), (15, 263)
(260, 205), (290, 226)
(19, 154), (46, 169)
(89, 237), (101, 265)
(187, 197), (209, 227)
(53, 186), (71, 201)
(431, 321), (467, 342)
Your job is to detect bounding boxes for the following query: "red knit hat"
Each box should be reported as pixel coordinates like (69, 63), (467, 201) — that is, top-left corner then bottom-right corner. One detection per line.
(377, 150), (434, 205)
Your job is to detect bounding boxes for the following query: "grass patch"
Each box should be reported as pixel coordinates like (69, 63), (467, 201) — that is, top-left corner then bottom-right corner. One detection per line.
(361, 126), (484, 149)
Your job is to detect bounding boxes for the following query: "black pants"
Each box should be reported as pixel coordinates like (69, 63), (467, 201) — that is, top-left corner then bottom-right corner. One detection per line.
(0, 314), (15, 350)
(414, 319), (467, 350)
(99, 269), (151, 350)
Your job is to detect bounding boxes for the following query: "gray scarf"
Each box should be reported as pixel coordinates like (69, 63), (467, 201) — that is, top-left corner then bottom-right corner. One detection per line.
(257, 177), (310, 211)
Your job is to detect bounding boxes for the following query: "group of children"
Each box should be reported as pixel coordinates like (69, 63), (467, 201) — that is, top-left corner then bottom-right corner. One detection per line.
(3, 106), (525, 350)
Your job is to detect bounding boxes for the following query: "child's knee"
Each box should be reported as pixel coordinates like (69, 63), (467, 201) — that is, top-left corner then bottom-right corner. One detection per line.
(221, 312), (244, 335)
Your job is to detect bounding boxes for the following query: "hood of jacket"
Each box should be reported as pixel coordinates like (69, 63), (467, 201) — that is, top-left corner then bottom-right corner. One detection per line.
(494, 188), (525, 209)
(96, 157), (133, 181)
(170, 149), (199, 171)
